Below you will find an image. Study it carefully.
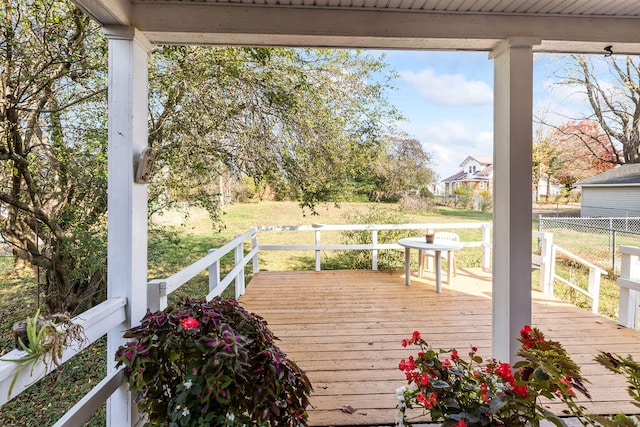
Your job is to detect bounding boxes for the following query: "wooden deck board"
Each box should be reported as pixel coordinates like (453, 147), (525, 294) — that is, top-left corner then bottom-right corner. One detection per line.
(240, 269), (640, 426)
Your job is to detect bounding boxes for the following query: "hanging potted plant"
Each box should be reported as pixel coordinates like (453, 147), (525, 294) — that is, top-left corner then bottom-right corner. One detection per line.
(2, 310), (86, 398)
(115, 297), (312, 426)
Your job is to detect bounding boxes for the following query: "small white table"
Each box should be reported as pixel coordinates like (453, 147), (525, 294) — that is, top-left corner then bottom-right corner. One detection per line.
(398, 237), (463, 293)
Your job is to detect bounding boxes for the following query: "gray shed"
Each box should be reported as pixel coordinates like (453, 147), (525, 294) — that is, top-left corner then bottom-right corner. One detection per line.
(576, 164), (640, 217)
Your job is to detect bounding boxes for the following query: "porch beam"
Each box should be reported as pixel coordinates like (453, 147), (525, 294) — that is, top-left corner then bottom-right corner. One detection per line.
(103, 26), (152, 427)
(490, 37), (539, 363)
(129, 3), (640, 53)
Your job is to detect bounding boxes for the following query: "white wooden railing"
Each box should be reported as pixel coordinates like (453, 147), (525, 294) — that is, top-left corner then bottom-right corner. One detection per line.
(257, 222), (493, 271)
(147, 227), (259, 311)
(0, 297), (127, 408)
(617, 246), (640, 329)
(532, 231), (607, 314)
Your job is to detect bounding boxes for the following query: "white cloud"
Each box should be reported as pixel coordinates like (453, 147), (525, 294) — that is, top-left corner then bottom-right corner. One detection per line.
(410, 121), (493, 180)
(400, 69), (493, 106)
(420, 120), (475, 145)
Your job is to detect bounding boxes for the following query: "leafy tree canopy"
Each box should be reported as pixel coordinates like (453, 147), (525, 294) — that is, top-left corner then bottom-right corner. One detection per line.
(147, 46), (401, 216)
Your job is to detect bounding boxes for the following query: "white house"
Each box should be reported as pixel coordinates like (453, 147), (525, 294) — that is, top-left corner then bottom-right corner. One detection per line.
(577, 164), (640, 217)
(443, 155), (493, 195)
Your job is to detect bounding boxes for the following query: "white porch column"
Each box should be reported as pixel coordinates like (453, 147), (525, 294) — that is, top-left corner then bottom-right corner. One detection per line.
(103, 26), (151, 427)
(490, 38), (540, 363)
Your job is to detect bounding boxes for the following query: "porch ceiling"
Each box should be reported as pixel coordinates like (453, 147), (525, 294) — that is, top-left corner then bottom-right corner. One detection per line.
(73, 0), (640, 53)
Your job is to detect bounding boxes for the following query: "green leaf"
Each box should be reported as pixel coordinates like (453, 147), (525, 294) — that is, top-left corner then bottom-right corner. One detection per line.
(432, 379), (451, 389)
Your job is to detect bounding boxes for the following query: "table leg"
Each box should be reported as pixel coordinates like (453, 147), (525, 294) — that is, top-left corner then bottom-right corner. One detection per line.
(418, 249), (424, 278)
(404, 247), (411, 286)
(434, 250), (442, 293)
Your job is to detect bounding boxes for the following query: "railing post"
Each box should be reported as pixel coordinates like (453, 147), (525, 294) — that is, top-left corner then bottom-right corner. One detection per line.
(208, 248), (220, 294)
(618, 247), (640, 329)
(372, 229), (378, 271)
(588, 267), (601, 314)
(147, 280), (167, 312)
(251, 230), (259, 274)
(234, 238), (245, 299)
(539, 232), (553, 295)
(481, 224), (491, 271)
(315, 230), (321, 272)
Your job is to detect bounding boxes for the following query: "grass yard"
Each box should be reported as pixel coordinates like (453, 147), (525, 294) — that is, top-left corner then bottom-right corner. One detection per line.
(0, 200), (632, 425)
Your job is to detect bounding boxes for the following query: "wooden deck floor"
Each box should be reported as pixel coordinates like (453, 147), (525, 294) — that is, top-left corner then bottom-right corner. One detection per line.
(239, 268), (640, 426)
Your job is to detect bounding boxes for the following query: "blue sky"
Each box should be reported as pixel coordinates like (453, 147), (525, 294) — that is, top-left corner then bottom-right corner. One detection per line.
(375, 50), (600, 181)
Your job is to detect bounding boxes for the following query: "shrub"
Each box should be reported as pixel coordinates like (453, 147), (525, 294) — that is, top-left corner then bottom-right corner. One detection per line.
(115, 298), (312, 427)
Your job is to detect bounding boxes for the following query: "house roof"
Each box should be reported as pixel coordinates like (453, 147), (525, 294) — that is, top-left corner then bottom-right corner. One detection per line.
(442, 171), (467, 183)
(476, 164), (493, 177)
(576, 164), (640, 187)
(71, 0), (640, 53)
(461, 155), (492, 167)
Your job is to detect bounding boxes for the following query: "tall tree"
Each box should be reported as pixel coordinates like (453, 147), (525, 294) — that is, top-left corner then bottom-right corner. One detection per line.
(369, 136), (435, 201)
(549, 120), (617, 188)
(532, 125), (561, 202)
(0, 0), (108, 313)
(559, 55), (640, 165)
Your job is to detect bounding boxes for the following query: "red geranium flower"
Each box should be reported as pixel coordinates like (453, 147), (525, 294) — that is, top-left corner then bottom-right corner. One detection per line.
(180, 317), (199, 330)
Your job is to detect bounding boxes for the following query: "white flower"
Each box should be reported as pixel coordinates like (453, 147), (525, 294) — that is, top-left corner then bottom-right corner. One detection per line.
(162, 384), (172, 398)
(395, 386), (406, 403)
(395, 410), (406, 427)
(182, 408), (190, 417)
(183, 379), (193, 389)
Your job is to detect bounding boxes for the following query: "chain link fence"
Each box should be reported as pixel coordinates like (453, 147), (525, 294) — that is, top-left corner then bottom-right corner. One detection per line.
(538, 216), (640, 274)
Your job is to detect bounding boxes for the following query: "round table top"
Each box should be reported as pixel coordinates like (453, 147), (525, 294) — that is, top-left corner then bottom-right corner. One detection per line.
(398, 237), (463, 251)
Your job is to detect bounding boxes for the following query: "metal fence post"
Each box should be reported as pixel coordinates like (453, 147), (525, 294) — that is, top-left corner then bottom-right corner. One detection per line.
(612, 231), (617, 274)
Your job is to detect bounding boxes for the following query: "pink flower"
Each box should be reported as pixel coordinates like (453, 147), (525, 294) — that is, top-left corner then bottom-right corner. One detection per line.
(180, 317), (199, 330)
